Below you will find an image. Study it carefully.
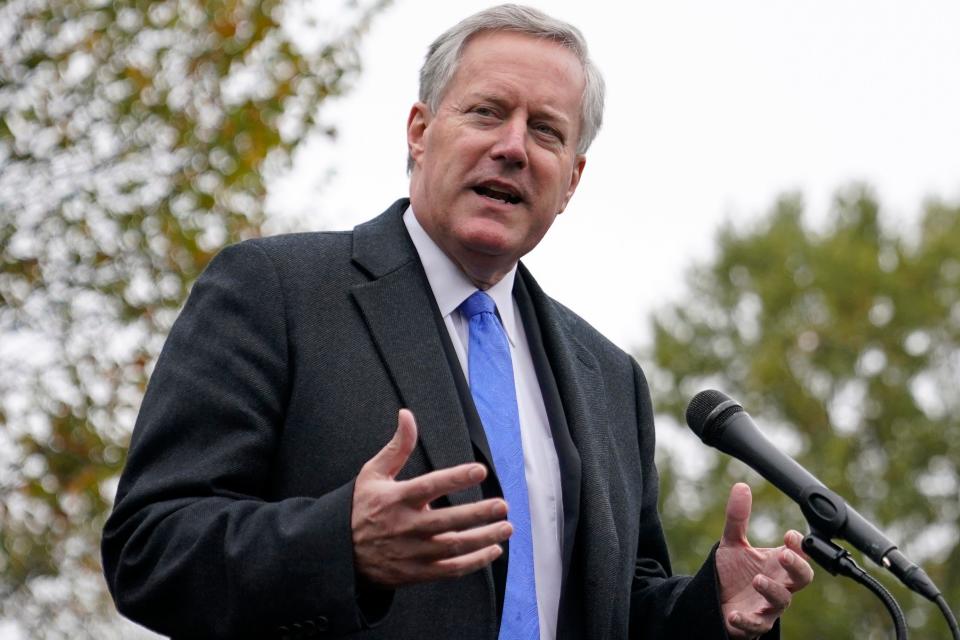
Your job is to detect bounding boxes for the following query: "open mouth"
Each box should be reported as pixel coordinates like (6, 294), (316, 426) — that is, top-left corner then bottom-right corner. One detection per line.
(473, 185), (522, 205)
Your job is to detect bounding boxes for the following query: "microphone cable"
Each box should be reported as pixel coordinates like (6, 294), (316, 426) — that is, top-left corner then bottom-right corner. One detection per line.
(849, 567), (908, 640)
(803, 532), (906, 640)
(935, 595), (960, 640)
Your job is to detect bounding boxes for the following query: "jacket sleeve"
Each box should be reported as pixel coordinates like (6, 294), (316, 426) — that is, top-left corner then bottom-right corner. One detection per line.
(101, 242), (379, 638)
(627, 361), (779, 640)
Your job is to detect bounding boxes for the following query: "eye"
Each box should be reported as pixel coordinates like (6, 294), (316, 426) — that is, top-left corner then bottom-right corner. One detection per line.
(470, 105), (498, 118)
(532, 122), (563, 143)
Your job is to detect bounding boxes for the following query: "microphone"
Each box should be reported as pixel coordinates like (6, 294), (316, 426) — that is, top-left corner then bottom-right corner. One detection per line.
(685, 389), (940, 601)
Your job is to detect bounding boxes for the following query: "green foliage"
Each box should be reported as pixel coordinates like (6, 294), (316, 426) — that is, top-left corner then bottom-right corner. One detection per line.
(646, 185), (960, 638)
(0, 0), (388, 635)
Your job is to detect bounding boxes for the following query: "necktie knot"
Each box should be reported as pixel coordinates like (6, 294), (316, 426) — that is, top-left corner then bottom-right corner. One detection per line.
(460, 290), (497, 318)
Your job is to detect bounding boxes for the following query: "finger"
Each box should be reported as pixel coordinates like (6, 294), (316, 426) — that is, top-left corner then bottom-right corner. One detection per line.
(408, 520), (513, 561)
(414, 498), (508, 536)
(727, 610), (774, 638)
(753, 574), (792, 611)
(370, 538), (506, 586)
(430, 543), (504, 579)
(779, 546), (815, 590)
(397, 462), (488, 507)
(783, 530), (807, 556)
(365, 409), (419, 478)
(721, 482), (753, 545)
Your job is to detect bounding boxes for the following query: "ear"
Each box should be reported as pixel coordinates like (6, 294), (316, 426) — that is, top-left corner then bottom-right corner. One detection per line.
(406, 102), (431, 167)
(557, 154), (586, 214)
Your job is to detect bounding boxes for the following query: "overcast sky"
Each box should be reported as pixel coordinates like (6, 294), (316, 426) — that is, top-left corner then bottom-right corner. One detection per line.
(272, 0), (960, 353)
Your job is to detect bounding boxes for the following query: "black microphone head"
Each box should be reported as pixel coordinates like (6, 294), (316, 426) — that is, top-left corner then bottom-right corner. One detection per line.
(686, 389), (744, 442)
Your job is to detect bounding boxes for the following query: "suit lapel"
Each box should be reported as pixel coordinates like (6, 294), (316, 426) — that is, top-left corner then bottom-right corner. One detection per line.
(513, 275), (580, 583)
(519, 264), (621, 640)
(350, 202), (497, 626)
(349, 202), (482, 508)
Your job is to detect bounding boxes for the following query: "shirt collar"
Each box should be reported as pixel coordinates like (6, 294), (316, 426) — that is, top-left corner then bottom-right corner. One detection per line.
(403, 205), (519, 346)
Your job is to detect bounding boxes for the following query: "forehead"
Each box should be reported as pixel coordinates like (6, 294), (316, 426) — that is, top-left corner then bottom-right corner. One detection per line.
(446, 31), (585, 113)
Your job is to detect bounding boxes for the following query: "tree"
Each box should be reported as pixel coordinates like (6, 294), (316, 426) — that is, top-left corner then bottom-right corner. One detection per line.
(0, 0), (389, 636)
(645, 185), (960, 638)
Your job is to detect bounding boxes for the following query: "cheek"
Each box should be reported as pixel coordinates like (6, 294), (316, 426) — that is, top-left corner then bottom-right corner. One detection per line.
(422, 158), (458, 200)
(524, 210), (559, 246)
(533, 156), (575, 197)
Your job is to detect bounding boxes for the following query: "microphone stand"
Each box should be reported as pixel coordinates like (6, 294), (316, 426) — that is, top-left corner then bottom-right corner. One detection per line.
(802, 532), (908, 640)
(797, 487), (960, 639)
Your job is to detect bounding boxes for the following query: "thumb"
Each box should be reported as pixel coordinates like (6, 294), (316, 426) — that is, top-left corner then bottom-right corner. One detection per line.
(721, 482), (752, 545)
(365, 408), (418, 479)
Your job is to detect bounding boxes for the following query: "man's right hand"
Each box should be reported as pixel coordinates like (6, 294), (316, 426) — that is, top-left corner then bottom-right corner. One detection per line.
(351, 409), (512, 587)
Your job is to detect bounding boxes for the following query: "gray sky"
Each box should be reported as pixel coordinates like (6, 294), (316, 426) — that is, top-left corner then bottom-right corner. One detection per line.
(271, 0), (960, 352)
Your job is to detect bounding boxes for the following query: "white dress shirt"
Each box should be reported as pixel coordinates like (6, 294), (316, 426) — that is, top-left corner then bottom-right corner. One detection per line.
(403, 207), (563, 640)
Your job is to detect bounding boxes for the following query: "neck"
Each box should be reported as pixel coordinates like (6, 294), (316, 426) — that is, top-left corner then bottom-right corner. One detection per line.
(448, 252), (515, 291)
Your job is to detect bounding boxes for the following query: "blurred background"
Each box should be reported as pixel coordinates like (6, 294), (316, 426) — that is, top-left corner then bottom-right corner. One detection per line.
(1, 0), (958, 637)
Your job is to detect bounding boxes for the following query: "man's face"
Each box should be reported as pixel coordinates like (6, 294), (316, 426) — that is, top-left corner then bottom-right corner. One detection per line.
(407, 31), (587, 287)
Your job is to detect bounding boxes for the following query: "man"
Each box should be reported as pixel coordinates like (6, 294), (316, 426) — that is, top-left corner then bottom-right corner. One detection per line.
(102, 5), (812, 639)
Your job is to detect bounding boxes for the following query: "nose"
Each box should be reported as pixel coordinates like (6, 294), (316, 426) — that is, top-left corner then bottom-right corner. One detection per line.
(489, 116), (528, 169)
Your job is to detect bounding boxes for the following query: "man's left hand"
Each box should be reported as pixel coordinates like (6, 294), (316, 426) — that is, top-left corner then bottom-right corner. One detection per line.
(715, 482), (815, 639)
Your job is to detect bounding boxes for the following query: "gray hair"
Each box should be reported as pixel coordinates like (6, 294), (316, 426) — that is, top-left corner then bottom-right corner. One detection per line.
(408, 4), (605, 171)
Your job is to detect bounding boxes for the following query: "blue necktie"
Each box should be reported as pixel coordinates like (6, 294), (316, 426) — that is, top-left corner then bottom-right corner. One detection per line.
(460, 291), (539, 640)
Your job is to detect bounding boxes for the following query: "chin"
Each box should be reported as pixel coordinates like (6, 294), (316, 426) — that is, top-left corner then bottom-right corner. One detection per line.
(456, 224), (519, 256)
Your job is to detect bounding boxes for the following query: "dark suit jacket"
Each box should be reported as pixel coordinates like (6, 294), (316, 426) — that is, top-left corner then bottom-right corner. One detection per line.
(102, 199), (738, 639)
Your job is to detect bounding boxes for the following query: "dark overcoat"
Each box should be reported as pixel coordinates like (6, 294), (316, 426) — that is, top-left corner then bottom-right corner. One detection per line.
(102, 199), (733, 639)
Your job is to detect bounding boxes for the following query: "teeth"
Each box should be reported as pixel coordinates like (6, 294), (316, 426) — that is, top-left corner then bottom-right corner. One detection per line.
(475, 186), (520, 204)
